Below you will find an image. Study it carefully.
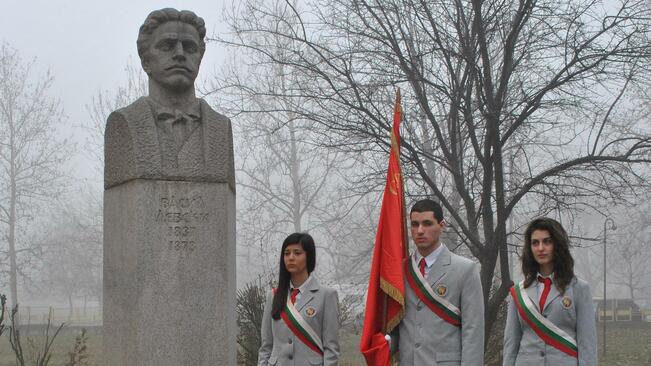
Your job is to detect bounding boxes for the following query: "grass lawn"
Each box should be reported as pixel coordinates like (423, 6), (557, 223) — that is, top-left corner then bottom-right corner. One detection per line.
(339, 331), (365, 366)
(0, 331), (102, 366)
(596, 322), (651, 366)
(0, 323), (648, 365)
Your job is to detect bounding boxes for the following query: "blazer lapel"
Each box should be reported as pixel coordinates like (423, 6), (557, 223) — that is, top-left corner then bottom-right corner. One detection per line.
(544, 280), (562, 312)
(427, 245), (451, 286)
(525, 283), (540, 313)
(296, 276), (319, 312)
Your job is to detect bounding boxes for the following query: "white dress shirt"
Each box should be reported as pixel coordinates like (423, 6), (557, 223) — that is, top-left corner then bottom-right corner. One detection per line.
(289, 275), (314, 303)
(414, 243), (446, 277)
(536, 272), (554, 303)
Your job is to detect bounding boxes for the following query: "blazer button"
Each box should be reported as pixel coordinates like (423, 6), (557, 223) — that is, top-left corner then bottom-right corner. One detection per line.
(416, 304), (422, 311)
(540, 351), (545, 357)
(415, 343), (420, 348)
(288, 338), (292, 344)
(289, 354), (293, 360)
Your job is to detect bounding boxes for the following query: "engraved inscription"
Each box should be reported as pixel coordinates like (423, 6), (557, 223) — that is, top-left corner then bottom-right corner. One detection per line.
(155, 194), (209, 253)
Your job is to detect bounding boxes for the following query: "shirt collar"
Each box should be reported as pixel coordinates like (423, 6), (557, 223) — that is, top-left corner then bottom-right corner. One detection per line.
(290, 275), (313, 293)
(414, 243), (446, 268)
(536, 272), (554, 282)
(146, 97), (201, 121)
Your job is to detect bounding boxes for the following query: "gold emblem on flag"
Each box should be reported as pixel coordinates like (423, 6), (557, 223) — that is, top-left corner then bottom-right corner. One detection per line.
(436, 284), (448, 297)
(561, 296), (572, 309)
(306, 307), (317, 317)
(389, 173), (401, 195)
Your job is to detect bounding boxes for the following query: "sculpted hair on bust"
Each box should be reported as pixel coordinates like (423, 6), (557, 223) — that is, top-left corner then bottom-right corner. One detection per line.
(271, 232), (316, 320)
(137, 8), (206, 61)
(521, 217), (575, 294)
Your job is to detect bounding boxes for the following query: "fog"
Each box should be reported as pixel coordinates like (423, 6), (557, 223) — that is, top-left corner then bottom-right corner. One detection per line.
(1, 0), (650, 364)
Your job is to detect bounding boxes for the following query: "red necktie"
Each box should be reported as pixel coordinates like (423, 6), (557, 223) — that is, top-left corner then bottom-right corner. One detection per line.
(538, 276), (552, 312)
(290, 288), (300, 305)
(419, 258), (426, 276)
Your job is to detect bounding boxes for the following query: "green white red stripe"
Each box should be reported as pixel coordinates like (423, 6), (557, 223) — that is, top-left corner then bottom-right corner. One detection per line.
(510, 281), (577, 357)
(405, 257), (461, 327)
(281, 299), (324, 356)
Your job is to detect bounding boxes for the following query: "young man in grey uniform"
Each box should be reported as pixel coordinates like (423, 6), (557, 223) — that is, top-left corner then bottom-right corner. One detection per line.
(391, 199), (484, 365)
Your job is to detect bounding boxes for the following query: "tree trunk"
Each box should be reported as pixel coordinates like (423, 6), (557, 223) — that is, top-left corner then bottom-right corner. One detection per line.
(68, 293), (74, 320)
(289, 121), (302, 232)
(8, 141), (18, 312)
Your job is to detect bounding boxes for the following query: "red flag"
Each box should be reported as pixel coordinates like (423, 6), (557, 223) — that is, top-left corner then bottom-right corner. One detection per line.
(360, 89), (407, 366)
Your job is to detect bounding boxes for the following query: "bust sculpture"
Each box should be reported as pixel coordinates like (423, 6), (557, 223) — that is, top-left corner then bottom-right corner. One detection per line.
(103, 9), (237, 366)
(104, 8), (234, 190)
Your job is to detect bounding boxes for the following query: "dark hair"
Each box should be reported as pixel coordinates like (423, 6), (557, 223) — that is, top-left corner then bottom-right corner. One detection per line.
(521, 217), (575, 294)
(137, 8), (206, 62)
(271, 233), (316, 320)
(410, 199), (444, 222)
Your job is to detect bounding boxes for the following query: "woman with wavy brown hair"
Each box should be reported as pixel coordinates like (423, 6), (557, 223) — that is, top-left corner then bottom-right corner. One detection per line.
(503, 217), (597, 366)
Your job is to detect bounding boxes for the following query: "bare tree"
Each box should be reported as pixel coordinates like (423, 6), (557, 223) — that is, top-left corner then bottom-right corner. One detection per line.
(0, 43), (72, 309)
(212, 1), (374, 281)
(36, 189), (103, 317)
(609, 201), (651, 301)
(221, 0), (651, 336)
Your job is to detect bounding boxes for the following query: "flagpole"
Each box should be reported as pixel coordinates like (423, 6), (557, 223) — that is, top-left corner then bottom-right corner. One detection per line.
(382, 87), (400, 334)
(382, 293), (389, 333)
(396, 88), (408, 258)
(384, 87), (403, 336)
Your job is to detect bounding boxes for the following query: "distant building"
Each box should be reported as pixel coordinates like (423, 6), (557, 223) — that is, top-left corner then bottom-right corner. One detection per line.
(594, 298), (643, 322)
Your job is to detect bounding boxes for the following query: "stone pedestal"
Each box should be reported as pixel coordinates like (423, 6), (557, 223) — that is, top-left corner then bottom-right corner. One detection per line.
(103, 180), (236, 365)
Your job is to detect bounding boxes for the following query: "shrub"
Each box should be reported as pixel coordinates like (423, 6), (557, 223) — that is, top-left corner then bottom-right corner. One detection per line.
(237, 277), (268, 366)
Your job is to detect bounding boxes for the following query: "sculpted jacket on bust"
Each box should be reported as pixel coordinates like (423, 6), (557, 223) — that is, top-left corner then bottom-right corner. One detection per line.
(104, 96), (235, 190)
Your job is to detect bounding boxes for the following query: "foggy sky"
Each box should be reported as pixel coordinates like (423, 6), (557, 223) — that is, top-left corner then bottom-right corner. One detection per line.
(0, 0), (228, 181)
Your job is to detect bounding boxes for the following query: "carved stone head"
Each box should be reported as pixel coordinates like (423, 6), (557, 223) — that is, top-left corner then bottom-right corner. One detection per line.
(137, 8), (206, 92)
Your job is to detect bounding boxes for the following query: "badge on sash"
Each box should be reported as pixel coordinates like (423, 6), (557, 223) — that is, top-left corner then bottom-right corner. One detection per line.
(305, 307), (317, 317)
(561, 296), (572, 309)
(436, 284), (448, 297)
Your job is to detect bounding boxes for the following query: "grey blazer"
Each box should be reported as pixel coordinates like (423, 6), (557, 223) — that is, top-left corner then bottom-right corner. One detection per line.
(502, 277), (597, 366)
(394, 245), (485, 366)
(258, 277), (340, 366)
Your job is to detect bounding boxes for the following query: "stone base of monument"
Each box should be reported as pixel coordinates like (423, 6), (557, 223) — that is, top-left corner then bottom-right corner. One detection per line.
(104, 179), (236, 365)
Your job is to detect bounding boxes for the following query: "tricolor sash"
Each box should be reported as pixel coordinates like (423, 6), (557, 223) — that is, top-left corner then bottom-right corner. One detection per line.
(510, 281), (578, 357)
(405, 257), (461, 327)
(280, 299), (324, 356)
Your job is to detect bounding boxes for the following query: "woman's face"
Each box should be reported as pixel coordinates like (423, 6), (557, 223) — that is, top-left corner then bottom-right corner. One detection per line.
(283, 243), (308, 276)
(531, 229), (555, 269)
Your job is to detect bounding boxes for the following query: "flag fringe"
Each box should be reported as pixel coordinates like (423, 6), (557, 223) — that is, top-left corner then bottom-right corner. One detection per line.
(380, 278), (405, 333)
(380, 278), (405, 306)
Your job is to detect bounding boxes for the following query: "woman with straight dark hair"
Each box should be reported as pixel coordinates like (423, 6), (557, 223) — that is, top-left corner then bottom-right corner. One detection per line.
(503, 217), (597, 365)
(258, 232), (340, 366)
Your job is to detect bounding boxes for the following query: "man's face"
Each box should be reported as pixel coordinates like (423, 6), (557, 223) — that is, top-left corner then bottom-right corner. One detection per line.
(142, 21), (202, 92)
(410, 211), (446, 256)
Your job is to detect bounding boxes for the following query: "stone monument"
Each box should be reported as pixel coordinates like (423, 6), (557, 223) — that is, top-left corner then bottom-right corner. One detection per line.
(103, 8), (236, 365)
